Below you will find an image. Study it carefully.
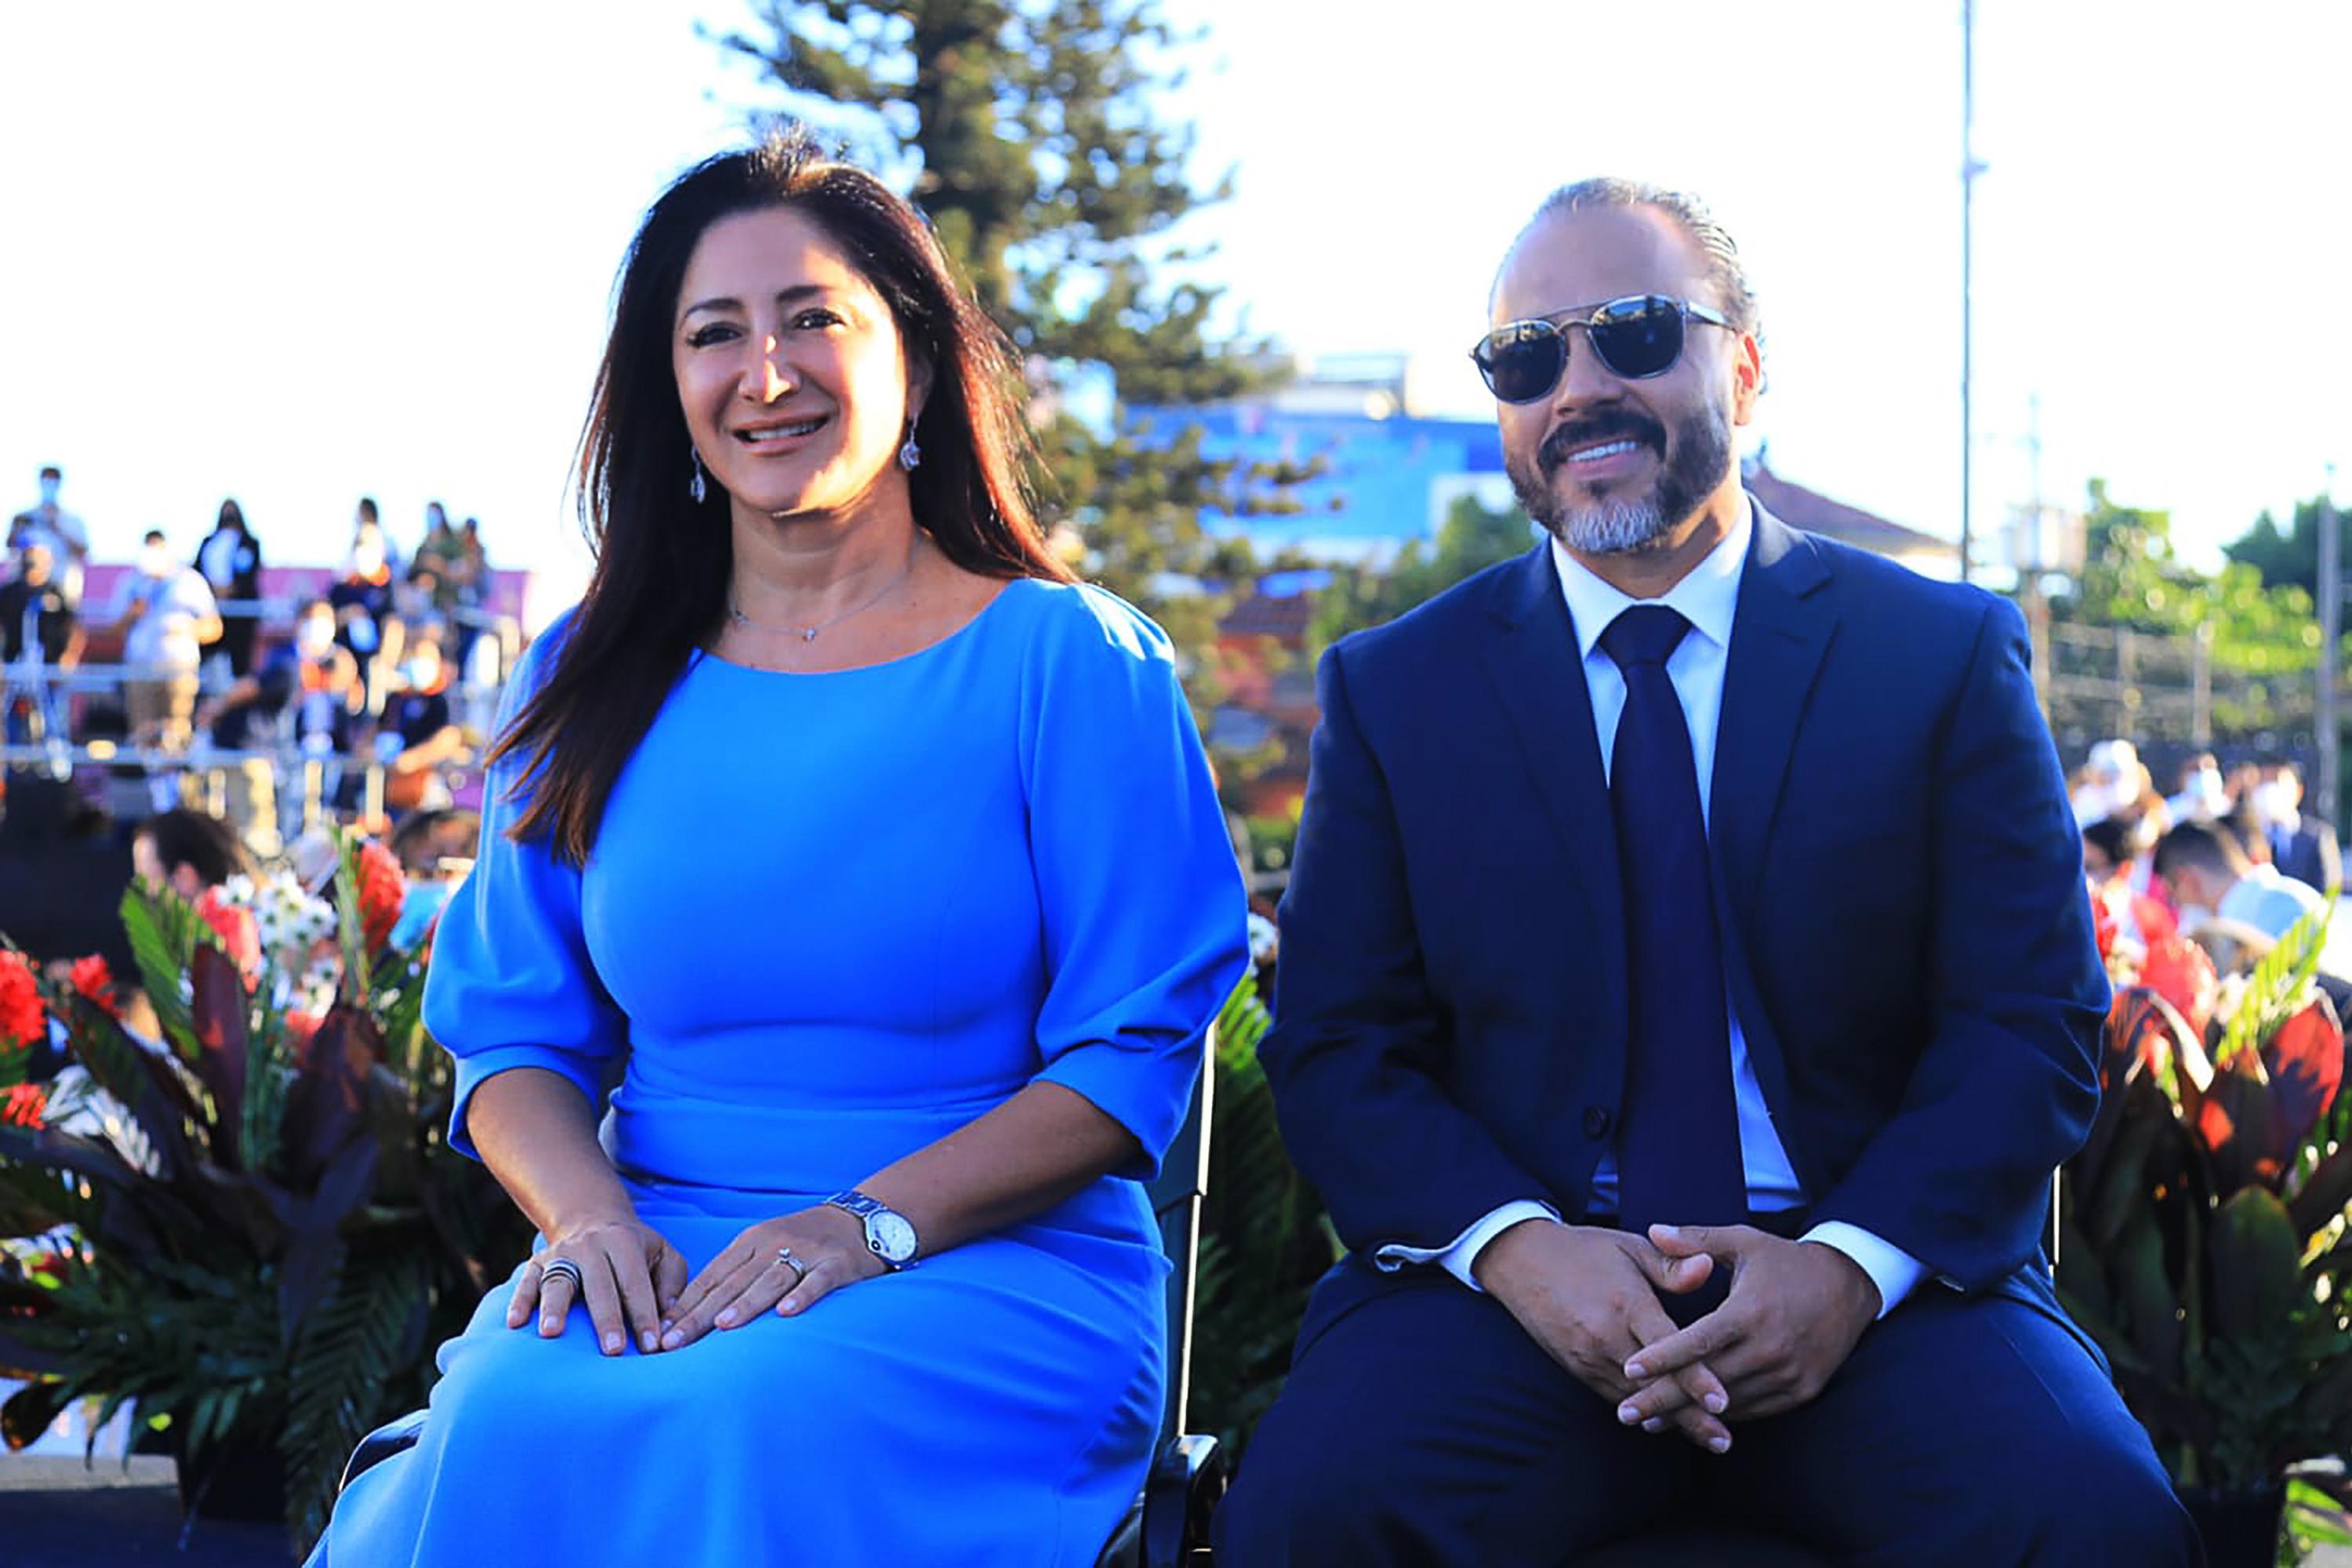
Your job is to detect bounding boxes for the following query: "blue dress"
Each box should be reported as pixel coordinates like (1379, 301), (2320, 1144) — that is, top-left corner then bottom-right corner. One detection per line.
(312, 579), (1249, 1566)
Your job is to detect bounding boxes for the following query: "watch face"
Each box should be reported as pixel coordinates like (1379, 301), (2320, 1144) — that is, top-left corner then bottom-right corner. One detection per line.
(869, 1210), (918, 1263)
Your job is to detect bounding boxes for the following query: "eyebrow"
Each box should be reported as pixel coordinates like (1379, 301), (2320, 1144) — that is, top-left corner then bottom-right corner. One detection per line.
(679, 283), (832, 322)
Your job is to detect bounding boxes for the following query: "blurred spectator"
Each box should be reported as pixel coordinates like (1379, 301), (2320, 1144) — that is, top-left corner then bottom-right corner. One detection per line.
(2071, 739), (2158, 829)
(330, 517), (402, 713)
(387, 806), (478, 947)
(1, 542), (83, 747)
(447, 516), (491, 674)
(377, 633), (464, 814)
(194, 498), (265, 677)
(413, 502), (465, 606)
(2083, 815), (2176, 951)
(7, 465), (90, 607)
(2153, 818), (2325, 943)
(2252, 761), (2341, 895)
(107, 528), (220, 752)
(394, 561), (448, 648)
(129, 806), (246, 902)
(2162, 751), (2228, 823)
(195, 600), (363, 858)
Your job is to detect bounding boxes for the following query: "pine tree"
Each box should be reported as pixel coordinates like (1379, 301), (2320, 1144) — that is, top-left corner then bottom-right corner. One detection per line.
(710, 1), (1305, 684)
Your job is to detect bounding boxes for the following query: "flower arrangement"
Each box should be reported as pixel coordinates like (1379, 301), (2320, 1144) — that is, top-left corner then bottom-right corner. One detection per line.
(0, 834), (533, 1554)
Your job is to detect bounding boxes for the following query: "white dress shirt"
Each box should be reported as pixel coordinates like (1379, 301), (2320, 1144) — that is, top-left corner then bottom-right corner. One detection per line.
(1375, 503), (1926, 1319)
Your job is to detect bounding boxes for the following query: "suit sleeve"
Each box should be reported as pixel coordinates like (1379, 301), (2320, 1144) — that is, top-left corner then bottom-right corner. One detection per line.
(1809, 597), (2107, 1291)
(1260, 644), (1552, 1255)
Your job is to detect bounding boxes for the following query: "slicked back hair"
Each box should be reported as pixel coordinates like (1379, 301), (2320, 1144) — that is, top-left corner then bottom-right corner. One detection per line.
(1505, 179), (1766, 372)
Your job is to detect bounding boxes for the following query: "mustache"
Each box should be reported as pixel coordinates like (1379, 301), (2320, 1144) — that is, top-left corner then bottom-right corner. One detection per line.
(1538, 412), (1665, 474)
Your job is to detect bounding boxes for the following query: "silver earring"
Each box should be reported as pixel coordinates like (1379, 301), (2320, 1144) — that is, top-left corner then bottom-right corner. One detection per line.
(689, 450), (709, 504)
(898, 434), (922, 472)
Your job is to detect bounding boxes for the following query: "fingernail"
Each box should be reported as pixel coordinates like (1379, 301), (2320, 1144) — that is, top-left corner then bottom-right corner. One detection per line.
(603, 1333), (622, 1354)
(1709, 1436), (1731, 1454)
(1624, 1361), (1648, 1379)
(715, 1309), (736, 1327)
(661, 1330), (684, 1350)
(1617, 1402), (1640, 1425)
(1642, 1418), (1666, 1434)
(1704, 1393), (1727, 1414)
(641, 1332), (657, 1352)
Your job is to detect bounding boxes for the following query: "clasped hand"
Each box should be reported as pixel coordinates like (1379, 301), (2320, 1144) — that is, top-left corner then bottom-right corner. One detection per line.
(1479, 1221), (1878, 1454)
(507, 1206), (885, 1357)
(1610, 1224), (1881, 1436)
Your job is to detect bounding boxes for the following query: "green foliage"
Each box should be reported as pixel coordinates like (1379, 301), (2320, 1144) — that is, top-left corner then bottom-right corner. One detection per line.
(0, 851), (534, 1557)
(2060, 903), (2352, 1492)
(1309, 492), (1537, 654)
(713, 2), (1312, 715)
(2225, 495), (2351, 603)
(1191, 972), (1339, 1455)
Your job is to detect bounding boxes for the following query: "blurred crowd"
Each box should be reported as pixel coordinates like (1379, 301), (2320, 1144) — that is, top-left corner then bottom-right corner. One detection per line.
(2071, 739), (2344, 986)
(2, 466), (515, 857)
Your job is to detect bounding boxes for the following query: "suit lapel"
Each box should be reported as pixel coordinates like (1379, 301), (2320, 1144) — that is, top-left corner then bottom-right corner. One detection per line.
(1711, 504), (1836, 932)
(1476, 545), (1628, 989)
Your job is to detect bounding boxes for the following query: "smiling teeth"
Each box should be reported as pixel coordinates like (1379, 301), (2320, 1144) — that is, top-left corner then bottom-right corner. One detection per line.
(743, 419), (822, 442)
(1570, 439), (1641, 463)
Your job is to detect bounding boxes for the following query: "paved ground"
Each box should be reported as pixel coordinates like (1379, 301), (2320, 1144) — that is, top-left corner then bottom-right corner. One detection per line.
(6, 1452), (2351, 1566)
(0, 1457), (294, 1568)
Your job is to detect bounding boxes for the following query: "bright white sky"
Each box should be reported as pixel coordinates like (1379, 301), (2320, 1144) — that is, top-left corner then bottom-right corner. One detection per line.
(4, 2), (2347, 619)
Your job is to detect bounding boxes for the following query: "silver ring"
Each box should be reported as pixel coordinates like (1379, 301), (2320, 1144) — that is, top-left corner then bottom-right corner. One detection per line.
(775, 1247), (810, 1286)
(539, 1257), (585, 1292)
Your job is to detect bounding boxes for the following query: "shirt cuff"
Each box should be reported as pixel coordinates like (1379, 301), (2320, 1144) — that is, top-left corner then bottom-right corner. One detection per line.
(1800, 1221), (1927, 1319)
(1374, 1200), (1563, 1293)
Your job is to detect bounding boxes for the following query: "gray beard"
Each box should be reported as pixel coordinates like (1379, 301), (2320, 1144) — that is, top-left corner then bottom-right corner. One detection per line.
(1555, 497), (1671, 555)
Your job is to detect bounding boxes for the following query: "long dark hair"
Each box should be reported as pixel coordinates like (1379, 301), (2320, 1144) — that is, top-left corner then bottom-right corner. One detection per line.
(493, 127), (1070, 865)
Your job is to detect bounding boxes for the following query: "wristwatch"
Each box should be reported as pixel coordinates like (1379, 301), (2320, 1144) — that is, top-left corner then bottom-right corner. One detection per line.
(826, 1189), (920, 1269)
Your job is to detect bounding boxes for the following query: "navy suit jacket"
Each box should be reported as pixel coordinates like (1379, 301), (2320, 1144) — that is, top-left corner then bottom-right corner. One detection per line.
(1262, 502), (2108, 1313)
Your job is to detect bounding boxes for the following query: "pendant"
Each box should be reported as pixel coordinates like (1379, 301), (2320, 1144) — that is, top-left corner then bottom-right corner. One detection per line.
(801, 629), (818, 642)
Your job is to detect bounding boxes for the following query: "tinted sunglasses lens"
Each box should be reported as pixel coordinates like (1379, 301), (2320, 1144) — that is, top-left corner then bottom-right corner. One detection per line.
(1482, 323), (1566, 403)
(1588, 299), (1685, 379)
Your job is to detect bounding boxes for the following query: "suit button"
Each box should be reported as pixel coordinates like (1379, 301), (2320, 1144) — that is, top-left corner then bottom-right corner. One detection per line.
(1584, 1106), (1613, 1140)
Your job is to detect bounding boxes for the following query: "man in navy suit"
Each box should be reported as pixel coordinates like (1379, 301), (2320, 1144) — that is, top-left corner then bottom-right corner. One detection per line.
(1214, 182), (2198, 1564)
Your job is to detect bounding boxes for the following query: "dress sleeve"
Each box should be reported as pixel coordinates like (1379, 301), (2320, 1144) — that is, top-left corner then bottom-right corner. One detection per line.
(1020, 587), (1250, 1179)
(422, 616), (627, 1160)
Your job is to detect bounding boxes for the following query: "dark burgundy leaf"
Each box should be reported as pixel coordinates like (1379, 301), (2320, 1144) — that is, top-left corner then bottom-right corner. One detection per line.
(186, 942), (251, 1170)
(2263, 995), (2344, 1155)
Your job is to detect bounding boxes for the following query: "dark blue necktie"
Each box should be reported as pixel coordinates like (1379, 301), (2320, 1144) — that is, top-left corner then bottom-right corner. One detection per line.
(1600, 606), (1748, 1248)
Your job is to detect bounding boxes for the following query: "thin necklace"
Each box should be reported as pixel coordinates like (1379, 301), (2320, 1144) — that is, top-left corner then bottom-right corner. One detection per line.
(728, 550), (917, 644)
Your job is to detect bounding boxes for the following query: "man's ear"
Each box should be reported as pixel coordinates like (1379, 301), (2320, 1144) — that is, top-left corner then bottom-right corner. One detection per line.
(1729, 332), (1763, 427)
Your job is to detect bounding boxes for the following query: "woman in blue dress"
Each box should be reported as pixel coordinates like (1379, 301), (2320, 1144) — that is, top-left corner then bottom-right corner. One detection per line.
(311, 131), (1248, 1566)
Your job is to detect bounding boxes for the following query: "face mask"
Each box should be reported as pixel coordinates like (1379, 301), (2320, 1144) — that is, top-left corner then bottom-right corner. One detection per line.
(2256, 781), (2299, 824)
(298, 619), (336, 658)
(351, 546), (385, 579)
(2193, 768), (2225, 804)
(37, 478), (58, 506)
(405, 658), (438, 688)
(137, 546), (170, 578)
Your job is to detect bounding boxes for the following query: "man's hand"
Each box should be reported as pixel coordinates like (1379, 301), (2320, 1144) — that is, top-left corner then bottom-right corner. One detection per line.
(1475, 1219), (1735, 1453)
(1616, 1225), (1881, 1425)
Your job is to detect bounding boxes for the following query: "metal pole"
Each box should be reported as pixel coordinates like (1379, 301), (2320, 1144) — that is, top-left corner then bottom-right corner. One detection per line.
(2322, 463), (2343, 824)
(1960, 0), (1980, 583)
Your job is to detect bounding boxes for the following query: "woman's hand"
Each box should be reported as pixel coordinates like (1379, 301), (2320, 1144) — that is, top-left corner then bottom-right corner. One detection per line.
(509, 1216), (690, 1357)
(659, 1205), (884, 1351)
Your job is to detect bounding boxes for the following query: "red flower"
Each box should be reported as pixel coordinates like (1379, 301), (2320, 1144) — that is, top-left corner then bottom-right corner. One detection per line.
(0, 952), (42, 1051)
(2140, 937), (2220, 1043)
(193, 889), (263, 983)
(1, 1082), (46, 1130)
(68, 954), (121, 1019)
(357, 839), (406, 953)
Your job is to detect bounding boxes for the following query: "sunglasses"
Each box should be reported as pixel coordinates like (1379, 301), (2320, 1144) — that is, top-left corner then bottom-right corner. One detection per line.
(1470, 294), (1733, 405)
